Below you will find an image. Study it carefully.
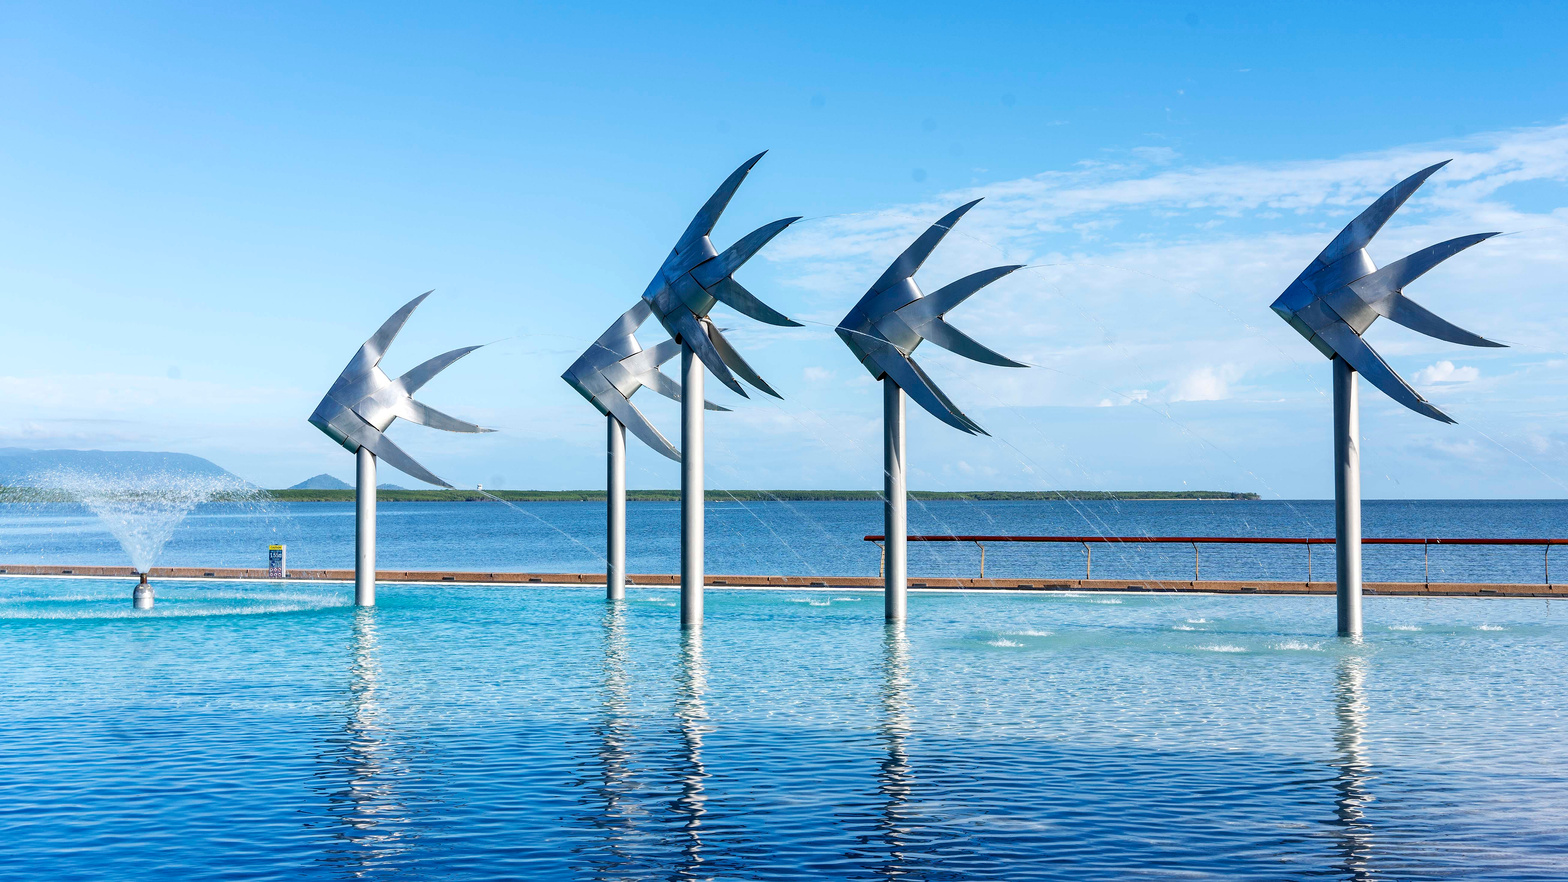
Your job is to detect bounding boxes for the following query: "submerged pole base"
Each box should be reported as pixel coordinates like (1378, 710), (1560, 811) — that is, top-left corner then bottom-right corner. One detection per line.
(132, 572), (153, 610)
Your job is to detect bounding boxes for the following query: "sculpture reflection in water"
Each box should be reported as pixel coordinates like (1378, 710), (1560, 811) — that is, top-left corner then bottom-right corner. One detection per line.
(585, 603), (639, 875)
(1332, 652), (1375, 881)
(878, 623), (915, 877)
(671, 630), (712, 879)
(312, 608), (412, 873)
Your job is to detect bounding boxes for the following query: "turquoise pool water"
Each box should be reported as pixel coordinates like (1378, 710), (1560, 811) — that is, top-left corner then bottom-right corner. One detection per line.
(1, 577), (1564, 879)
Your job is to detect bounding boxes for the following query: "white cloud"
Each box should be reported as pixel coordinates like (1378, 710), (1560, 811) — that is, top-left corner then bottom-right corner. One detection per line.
(1413, 360), (1480, 385)
(802, 366), (836, 382)
(1171, 366), (1244, 402)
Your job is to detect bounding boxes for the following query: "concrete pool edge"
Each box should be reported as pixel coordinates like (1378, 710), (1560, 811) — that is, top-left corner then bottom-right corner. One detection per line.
(1, 564), (1563, 597)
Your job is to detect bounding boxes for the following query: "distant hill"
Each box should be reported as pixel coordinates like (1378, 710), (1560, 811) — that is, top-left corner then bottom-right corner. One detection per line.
(289, 474), (351, 490)
(266, 488), (1261, 503)
(377, 483), (407, 491)
(0, 448), (238, 484)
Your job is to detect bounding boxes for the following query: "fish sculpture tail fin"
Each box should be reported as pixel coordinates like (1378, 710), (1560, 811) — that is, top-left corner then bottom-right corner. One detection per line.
(1316, 323), (1456, 424)
(674, 312), (747, 397)
(674, 151), (768, 256)
(343, 290), (434, 380)
(703, 273), (802, 328)
(396, 399), (492, 434)
(637, 368), (732, 411)
(708, 324), (782, 399)
(604, 396), (681, 463)
(882, 355), (987, 435)
(1317, 161), (1451, 264)
(1351, 233), (1505, 347)
(866, 199), (984, 296)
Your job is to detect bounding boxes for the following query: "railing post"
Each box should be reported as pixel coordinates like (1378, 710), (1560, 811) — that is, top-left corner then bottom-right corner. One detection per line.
(1192, 542), (1200, 582)
(1307, 541), (1312, 583)
(877, 541), (885, 579)
(1546, 545), (1551, 587)
(1424, 540), (1430, 588)
(974, 541), (986, 579)
(1083, 542), (1092, 580)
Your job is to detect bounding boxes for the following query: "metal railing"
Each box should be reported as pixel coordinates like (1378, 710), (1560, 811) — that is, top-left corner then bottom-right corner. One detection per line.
(863, 534), (1568, 584)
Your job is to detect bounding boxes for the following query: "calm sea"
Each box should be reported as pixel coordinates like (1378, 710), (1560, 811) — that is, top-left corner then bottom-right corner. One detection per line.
(0, 580), (1564, 880)
(1, 498), (1566, 583)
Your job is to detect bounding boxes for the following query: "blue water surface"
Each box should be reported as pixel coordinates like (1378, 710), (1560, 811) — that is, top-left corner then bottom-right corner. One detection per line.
(3, 498), (1567, 583)
(1, 578), (1564, 880)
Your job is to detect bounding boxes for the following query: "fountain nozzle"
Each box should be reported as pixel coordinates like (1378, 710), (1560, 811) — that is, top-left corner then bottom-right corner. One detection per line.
(133, 571), (153, 610)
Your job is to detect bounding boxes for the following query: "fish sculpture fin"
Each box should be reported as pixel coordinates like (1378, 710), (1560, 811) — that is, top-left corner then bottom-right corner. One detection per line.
(918, 318), (1027, 367)
(593, 301), (653, 357)
(396, 399), (492, 434)
(674, 151), (768, 257)
(1316, 322), (1455, 424)
(637, 368), (731, 411)
(899, 265), (1024, 325)
(674, 313), (746, 396)
(1349, 233), (1505, 347)
(880, 355), (987, 435)
(867, 199), (984, 296)
(1316, 161), (1450, 265)
(700, 272), (802, 328)
(707, 324), (781, 398)
(397, 345), (484, 395)
(691, 216), (800, 282)
(604, 395), (681, 462)
(355, 425), (455, 488)
(343, 290), (433, 380)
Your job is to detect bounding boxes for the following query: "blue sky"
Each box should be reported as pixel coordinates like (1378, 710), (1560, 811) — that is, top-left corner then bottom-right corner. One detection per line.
(2, 1), (1566, 496)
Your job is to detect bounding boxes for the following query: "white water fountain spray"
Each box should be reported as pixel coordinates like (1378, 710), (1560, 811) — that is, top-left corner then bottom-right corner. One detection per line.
(39, 468), (259, 609)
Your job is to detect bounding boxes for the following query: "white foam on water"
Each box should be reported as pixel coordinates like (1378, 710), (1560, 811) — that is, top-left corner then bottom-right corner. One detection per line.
(1388, 625), (1423, 632)
(1187, 618), (1209, 624)
(1172, 624), (1196, 631)
(832, 597), (860, 602)
(1009, 629), (1053, 637)
(0, 592), (345, 620)
(1274, 639), (1324, 651)
(1197, 644), (1248, 653)
(807, 599), (831, 607)
(986, 638), (1023, 648)
(1085, 598), (1123, 605)
(1477, 624), (1506, 631)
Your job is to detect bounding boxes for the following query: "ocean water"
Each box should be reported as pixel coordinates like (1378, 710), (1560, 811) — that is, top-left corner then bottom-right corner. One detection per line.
(0, 579), (1564, 880)
(1, 498), (1566, 583)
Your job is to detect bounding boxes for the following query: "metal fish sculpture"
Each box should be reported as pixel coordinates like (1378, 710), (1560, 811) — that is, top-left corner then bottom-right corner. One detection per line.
(836, 198), (1025, 434)
(562, 300), (730, 461)
(1271, 160), (1504, 423)
(309, 291), (493, 487)
(641, 151), (801, 398)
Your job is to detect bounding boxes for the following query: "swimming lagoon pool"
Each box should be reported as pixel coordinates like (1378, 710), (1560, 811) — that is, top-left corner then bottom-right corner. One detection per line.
(1, 578), (1564, 880)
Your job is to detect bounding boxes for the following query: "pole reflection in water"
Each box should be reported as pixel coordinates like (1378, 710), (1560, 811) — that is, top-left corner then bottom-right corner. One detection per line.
(312, 607), (412, 874)
(879, 623), (915, 877)
(672, 630), (711, 879)
(1332, 651), (1375, 881)
(587, 602), (639, 875)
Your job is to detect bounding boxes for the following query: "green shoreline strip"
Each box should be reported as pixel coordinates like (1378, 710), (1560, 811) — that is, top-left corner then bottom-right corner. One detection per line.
(263, 489), (1259, 503)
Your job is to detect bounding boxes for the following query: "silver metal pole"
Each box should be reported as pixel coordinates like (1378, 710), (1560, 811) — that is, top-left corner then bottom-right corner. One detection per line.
(607, 414), (626, 601)
(681, 347), (704, 629)
(884, 379), (907, 622)
(356, 446), (377, 608)
(132, 571), (153, 610)
(1333, 356), (1362, 637)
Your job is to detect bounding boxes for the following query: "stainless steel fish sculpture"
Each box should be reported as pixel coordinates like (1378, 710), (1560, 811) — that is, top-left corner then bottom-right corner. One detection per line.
(836, 198), (1025, 434)
(641, 151), (801, 398)
(563, 300), (730, 461)
(1271, 161), (1503, 423)
(309, 291), (493, 487)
